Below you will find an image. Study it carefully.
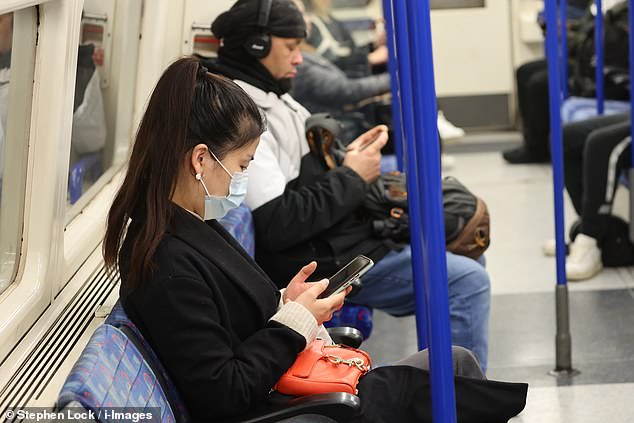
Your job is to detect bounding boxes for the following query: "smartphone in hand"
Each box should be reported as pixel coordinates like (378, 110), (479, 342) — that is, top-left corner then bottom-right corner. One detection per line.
(317, 255), (374, 299)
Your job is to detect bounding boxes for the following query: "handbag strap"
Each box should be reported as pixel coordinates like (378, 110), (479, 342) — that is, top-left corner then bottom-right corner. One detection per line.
(321, 354), (369, 372)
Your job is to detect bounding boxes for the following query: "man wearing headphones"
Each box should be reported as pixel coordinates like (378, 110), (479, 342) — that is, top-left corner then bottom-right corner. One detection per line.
(207, 0), (491, 370)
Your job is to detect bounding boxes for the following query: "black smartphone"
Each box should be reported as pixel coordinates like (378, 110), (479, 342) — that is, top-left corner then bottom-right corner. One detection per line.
(317, 255), (374, 299)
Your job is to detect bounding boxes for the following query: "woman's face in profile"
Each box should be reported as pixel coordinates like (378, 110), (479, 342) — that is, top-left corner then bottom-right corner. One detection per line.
(203, 138), (260, 197)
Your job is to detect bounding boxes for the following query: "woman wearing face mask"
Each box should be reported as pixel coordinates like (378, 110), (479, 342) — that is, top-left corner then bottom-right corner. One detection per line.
(103, 57), (526, 422)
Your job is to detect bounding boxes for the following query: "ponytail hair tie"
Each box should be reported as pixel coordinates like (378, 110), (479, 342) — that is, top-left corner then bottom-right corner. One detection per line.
(197, 64), (209, 77)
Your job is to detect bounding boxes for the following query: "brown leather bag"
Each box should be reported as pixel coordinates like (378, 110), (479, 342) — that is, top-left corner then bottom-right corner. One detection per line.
(446, 196), (490, 260)
(274, 339), (372, 396)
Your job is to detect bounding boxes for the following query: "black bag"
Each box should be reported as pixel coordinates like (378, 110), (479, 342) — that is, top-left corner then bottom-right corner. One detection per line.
(305, 113), (347, 169)
(568, 2), (630, 100)
(305, 114), (491, 258)
(363, 173), (490, 259)
(570, 215), (634, 267)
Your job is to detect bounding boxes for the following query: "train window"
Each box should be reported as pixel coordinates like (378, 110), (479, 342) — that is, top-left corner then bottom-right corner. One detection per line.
(331, 0), (371, 8)
(0, 8), (37, 295)
(66, 39), (108, 208)
(65, 1), (137, 219)
(430, 0), (485, 9)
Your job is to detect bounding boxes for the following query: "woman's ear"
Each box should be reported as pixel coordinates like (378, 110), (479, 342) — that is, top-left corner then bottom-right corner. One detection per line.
(190, 143), (208, 176)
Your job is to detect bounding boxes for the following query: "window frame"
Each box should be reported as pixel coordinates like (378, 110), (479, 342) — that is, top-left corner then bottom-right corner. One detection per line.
(0, 0), (83, 363)
(60, 0), (142, 295)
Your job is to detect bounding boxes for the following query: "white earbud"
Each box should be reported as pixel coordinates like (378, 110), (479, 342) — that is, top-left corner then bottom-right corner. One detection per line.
(195, 173), (202, 180)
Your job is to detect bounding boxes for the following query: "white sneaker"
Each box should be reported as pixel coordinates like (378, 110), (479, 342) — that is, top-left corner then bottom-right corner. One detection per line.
(566, 234), (603, 281)
(437, 111), (465, 141)
(441, 153), (455, 171)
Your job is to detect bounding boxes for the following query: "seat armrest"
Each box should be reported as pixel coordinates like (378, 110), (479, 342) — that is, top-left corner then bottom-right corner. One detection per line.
(221, 392), (361, 423)
(326, 327), (363, 348)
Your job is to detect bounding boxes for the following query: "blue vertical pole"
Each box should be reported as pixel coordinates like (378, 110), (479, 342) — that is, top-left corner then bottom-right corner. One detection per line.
(546, 0), (567, 288)
(406, 0), (457, 421)
(595, 0), (605, 114)
(382, 0), (404, 172)
(546, 0), (575, 374)
(560, 0), (568, 99)
(629, 0), (634, 242)
(391, 0), (429, 351)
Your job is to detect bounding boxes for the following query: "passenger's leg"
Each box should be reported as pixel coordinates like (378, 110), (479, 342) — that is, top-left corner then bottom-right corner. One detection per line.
(345, 247), (416, 316)
(395, 346), (486, 380)
(522, 67), (551, 157)
(348, 247), (491, 370)
(516, 60), (547, 131)
(580, 121), (631, 239)
(504, 60), (550, 163)
(567, 120), (631, 280)
(445, 252), (490, 372)
(563, 114), (629, 214)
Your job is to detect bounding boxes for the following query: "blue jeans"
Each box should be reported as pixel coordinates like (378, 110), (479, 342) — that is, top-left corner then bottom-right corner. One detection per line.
(347, 247), (490, 371)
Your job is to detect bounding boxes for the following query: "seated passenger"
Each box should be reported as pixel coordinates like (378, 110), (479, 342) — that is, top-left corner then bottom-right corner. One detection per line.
(302, 0), (387, 76)
(70, 43), (106, 165)
(543, 113), (631, 280)
(103, 57), (527, 422)
(291, 0), (465, 152)
(207, 0), (490, 370)
(503, 0), (628, 164)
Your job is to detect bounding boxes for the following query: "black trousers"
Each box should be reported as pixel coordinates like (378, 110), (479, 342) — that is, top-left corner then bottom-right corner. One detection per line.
(563, 113), (631, 239)
(516, 59), (551, 157)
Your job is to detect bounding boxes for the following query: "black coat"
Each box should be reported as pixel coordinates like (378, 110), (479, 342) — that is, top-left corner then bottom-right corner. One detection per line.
(120, 206), (527, 423)
(120, 207), (306, 421)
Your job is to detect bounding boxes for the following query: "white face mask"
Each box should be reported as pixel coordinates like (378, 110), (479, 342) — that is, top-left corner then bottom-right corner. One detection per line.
(196, 149), (249, 220)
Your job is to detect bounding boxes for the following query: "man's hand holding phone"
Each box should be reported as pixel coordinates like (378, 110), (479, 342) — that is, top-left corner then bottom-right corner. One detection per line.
(343, 125), (388, 184)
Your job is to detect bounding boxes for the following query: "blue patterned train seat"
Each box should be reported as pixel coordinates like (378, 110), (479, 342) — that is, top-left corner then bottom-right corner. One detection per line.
(561, 97), (630, 124)
(218, 204), (256, 257)
(380, 155), (398, 173)
(218, 205), (374, 339)
(57, 324), (175, 423)
(105, 302), (190, 423)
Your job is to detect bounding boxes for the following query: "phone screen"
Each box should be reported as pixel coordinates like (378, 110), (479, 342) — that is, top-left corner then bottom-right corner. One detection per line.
(318, 255), (374, 299)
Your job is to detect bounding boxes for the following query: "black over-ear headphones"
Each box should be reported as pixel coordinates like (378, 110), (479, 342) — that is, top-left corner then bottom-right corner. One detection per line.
(244, 0), (273, 58)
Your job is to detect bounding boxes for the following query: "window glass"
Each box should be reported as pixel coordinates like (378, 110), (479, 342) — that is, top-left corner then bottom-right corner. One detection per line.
(430, 0), (485, 9)
(0, 8), (37, 295)
(67, 12), (109, 207)
(331, 0), (371, 8)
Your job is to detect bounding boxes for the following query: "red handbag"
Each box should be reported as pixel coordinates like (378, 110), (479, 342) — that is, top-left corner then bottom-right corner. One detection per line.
(274, 339), (372, 396)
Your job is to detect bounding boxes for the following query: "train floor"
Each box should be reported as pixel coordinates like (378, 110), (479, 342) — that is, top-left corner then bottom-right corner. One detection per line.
(363, 132), (634, 423)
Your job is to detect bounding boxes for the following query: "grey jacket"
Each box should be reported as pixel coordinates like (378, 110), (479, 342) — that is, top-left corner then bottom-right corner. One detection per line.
(291, 51), (390, 116)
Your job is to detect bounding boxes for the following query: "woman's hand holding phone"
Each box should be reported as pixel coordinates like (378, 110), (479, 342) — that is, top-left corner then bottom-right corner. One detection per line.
(283, 261), (319, 304)
(284, 261), (350, 324)
(295, 280), (348, 325)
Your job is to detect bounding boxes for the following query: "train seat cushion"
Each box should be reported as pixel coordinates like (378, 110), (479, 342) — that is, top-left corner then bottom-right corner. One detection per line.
(57, 324), (176, 423)
(218, 204), (256, 257)
(105, 302), (190, 423)
(561, 97), (630, 124)
(380, 155), (398, 173)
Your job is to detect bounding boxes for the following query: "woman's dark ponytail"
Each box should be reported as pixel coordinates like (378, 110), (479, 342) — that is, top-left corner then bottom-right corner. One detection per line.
(104, 57), (264, 288)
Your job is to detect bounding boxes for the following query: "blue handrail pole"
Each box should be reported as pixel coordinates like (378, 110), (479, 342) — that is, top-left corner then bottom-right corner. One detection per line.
(546, 0), (576, 374)
(595, 0), (605, 114)
(390, 0), (429, 350)
(407, 0), (457, 421)
(629, 0), (634, 243)
(560, 0), (568, 99)
(382, 0), (405, 172)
